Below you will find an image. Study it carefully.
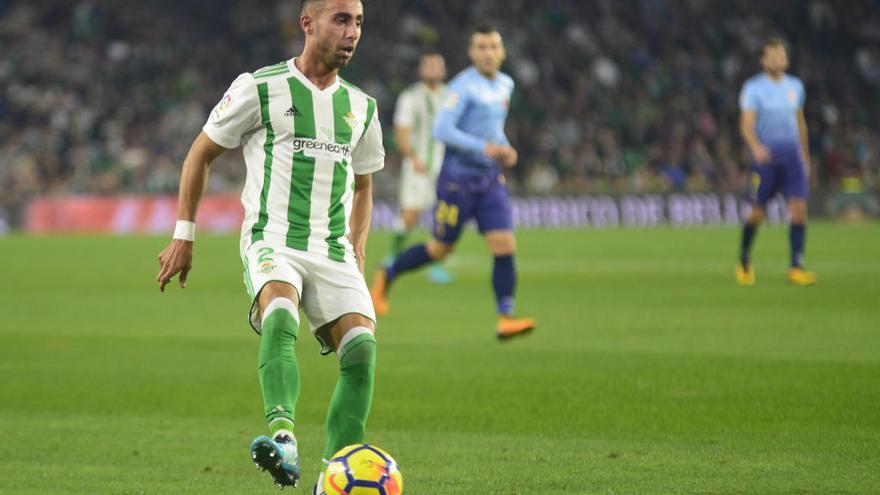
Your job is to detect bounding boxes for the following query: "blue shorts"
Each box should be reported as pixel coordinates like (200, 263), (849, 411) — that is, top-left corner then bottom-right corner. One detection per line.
(431, 159), (513, 244)
(749, 146), (809, 206)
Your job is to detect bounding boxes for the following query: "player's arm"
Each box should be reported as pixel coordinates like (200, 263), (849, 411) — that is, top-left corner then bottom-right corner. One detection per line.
(797, 109), (810, 174)
(350, 104), (386, 274)
(739, 83), (770, 164)
(156, 132), (227, 291)
(394, 126), (426, 174)
(393, 92), (426, 173)
(156, 72), (259, 292)
(740, 110), (770, 165)
(433, 87), (507, 163)
(349, 173), (373, 274)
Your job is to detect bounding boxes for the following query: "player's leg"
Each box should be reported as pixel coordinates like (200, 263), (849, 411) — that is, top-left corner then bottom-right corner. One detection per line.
(389, 165), (422, 259)
(371, 176), (473, 314)
(737, 205), (765, 285)
(302, 256), (378, 494)
(391, 208), (421, 258)
(784, 160), (816, 285)
(250, 282), (303, 486)
(371, 235), (455, 316)
(256, 282), (302, 439)
(316, 315), (377, 460)
(476, 178), (535, 339)
(242, 244), (306, 487)
(737, 166), (776, 285)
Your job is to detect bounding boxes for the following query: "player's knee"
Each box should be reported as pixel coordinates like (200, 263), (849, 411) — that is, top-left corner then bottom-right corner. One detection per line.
(788, 202), (808, 224)
(261, 298), (300, 339)
(426, 239), (454, 261)
(400, 210), (420, 229)
(748, 207), (766, 225)
(338, 328), (376, 368)
(486, 233), (516, 256)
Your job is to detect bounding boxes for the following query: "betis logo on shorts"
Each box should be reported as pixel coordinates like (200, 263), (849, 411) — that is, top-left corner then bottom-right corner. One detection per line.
(257, 247), (276, 274)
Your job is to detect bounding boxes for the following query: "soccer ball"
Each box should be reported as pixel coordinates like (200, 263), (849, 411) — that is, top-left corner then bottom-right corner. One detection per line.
(323, 444), (403, 495)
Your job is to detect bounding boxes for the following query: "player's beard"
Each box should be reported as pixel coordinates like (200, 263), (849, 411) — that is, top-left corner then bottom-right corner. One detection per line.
(318, 36), (354, 70)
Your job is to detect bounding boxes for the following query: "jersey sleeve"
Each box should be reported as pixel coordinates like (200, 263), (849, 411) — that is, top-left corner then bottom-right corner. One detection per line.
(433, 80), (487, 154)
(202, 73), (261, 149)
(351, 107), (385, 175)
(392, 90), (414, 128)
(797, 79), (806, 107)
(739, 81), (758, 112)
(500, 76), (515, 146)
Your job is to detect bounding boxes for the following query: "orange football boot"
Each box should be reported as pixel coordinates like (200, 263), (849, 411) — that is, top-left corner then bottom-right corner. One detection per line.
(496, 316), (536, 340)
(370, 268), (390, 316)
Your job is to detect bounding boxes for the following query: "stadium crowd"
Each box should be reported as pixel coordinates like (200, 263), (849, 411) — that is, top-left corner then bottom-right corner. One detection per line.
(1, 0), (879, 227)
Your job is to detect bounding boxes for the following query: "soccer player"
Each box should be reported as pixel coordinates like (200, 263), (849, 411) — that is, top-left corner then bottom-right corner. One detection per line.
(155, 0), (384, 491)
(371, 26), (535, 339)
(387, 51), (454, 284)
(737, 38), (817, 286)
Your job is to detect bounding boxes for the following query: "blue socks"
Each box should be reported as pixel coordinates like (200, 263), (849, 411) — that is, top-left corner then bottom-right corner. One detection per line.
(493, 255), (516, 315)
(387, 246), (518, 315)
(741, 221), (806, 268)
(790, 224), (805, 268)
(386, 244), (432, 284)
(740, 223), (758, 267)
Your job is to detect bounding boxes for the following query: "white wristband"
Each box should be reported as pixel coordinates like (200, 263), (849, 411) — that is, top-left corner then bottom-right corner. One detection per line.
(172, 220), (195, 241)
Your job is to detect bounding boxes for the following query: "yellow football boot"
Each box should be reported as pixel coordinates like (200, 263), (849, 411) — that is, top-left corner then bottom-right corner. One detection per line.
(788, 267), (817, 286)
(736, 264), (756, 286)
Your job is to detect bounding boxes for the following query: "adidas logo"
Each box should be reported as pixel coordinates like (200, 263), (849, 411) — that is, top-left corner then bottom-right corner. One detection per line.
(284, 106), (301, 117)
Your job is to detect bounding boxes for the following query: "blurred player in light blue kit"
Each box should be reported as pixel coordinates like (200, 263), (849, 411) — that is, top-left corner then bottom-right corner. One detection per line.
(737, 38), (817, 286)
(372, 26), (535, 339)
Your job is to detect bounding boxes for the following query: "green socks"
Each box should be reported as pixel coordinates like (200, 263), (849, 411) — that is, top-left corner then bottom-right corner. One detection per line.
(391, 230), (407, 258)
(323, 330), (377, 458)
(257, 300), (375, 456)
(258, 299), (301, 436)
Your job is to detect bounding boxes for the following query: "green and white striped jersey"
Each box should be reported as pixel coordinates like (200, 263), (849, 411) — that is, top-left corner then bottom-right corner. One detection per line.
(203, 59), (385, 263)
(393, 82), (445, 177)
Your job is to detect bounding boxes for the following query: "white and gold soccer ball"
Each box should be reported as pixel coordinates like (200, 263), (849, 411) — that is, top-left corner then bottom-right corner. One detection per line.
(323, 444), (403, 495)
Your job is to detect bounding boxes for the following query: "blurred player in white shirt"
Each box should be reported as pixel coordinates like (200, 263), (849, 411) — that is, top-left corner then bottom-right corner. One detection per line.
(387, 52), (453, 283)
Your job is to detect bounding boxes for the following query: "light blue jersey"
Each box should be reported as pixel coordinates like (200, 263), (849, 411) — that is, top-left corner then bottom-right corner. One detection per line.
(433, 66), (514, 171)
(739, 73), (805, 150)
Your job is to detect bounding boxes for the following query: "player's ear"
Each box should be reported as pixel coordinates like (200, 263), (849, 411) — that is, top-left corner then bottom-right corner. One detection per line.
(300, 13), (314, 35)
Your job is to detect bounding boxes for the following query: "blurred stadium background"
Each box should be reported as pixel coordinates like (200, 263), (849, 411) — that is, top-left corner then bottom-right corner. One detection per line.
(1, 0), (879, 234)
(2, 2), (879, 494)
(0, 0), (880, 495)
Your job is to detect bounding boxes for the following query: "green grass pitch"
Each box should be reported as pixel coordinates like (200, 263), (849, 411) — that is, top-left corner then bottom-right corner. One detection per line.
(1, 223), (878, 494)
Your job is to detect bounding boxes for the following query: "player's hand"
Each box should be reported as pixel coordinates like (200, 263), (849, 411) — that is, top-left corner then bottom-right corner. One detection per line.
(156, 239), (193, 292)
(499, 146), (518, 167)
(751, 144), (771, 165)
(484, 143), (510, 163)
(348, 235), (366, 274)
(412, 159), (428, 175)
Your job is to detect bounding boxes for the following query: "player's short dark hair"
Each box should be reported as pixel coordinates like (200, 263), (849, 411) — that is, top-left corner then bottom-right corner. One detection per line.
(420, 48), (443, 58)
(300, 0), (322, 14)
(761, 37), (787, 56)
(300, 0), (365, 15)
(472, 24), (499, 36)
